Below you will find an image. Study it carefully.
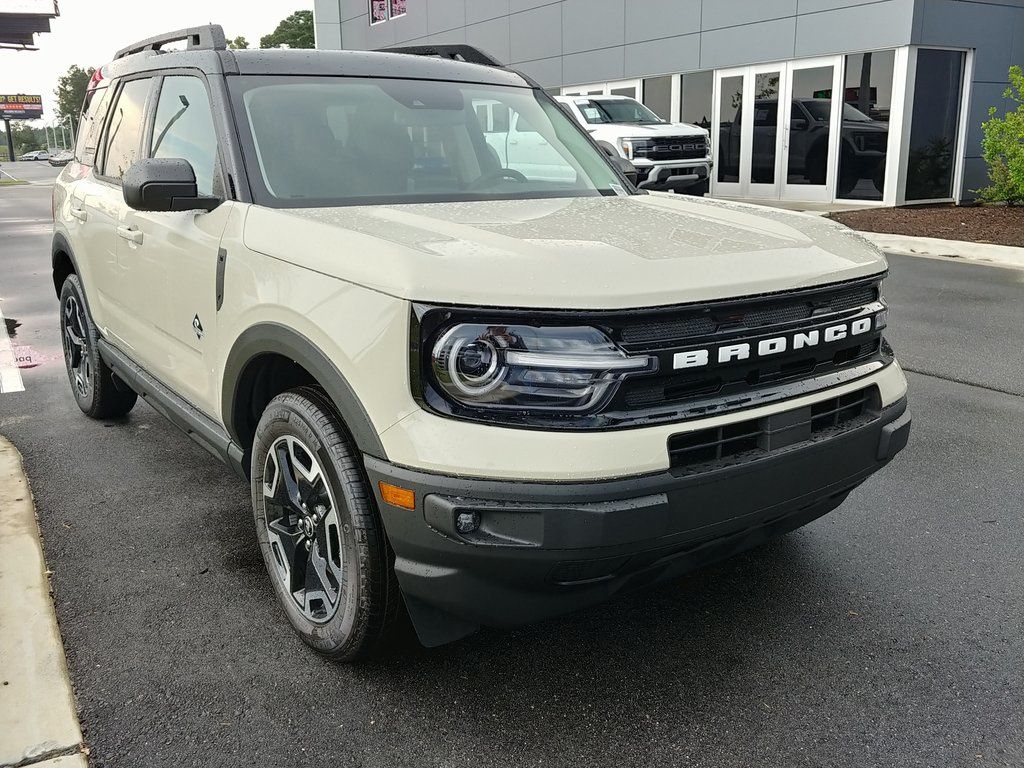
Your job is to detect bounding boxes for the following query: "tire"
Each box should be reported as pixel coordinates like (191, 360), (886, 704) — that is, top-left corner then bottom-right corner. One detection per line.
(59, 274), (138, 419)
(250, 386), (402, 661)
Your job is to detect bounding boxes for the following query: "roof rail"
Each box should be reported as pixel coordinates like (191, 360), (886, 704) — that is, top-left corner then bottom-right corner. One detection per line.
(113, 24), (227, 60)
(379, 44), (504, 68)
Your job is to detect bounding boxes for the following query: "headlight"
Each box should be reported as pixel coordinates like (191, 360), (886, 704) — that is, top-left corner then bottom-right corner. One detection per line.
(617, 138), (634, 160)
(428, 323), (656, 413)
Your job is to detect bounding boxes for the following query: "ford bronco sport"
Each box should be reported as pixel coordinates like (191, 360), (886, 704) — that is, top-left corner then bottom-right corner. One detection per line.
(53, 26), (910, 660)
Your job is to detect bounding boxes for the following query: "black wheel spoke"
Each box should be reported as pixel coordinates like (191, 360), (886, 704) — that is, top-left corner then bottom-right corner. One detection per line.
(275, 443), (305, 510)
(268, 518), (307, 594)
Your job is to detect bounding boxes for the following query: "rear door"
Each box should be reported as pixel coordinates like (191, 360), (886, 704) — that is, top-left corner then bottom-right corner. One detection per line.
(117, 73), (232, 414)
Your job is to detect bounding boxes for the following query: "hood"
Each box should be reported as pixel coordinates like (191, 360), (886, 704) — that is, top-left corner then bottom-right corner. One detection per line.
(242, 195), (888, 310)
(590, 121), (708, 139)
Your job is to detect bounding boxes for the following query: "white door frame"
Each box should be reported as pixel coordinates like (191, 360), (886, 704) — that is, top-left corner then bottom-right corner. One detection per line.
(747, 62), (787, 199)
(779, 55), (844, 203)
(711, 66), (747, 198)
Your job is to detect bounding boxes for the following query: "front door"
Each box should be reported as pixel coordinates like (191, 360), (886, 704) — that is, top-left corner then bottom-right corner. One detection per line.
(780, 57), (842, 202)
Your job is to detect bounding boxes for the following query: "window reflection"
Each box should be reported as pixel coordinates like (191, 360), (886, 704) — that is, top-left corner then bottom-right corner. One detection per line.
(717, 74), (743, 183)
(787, 65), (834, 186)
(752, 71), (780, 184)
(839, 50), (894, 201)
(906, 49), (965, 201)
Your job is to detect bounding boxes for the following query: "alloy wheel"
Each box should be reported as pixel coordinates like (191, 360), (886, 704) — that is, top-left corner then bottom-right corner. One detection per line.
(262, 435), (346, 623)
(62, 295), (91, 399)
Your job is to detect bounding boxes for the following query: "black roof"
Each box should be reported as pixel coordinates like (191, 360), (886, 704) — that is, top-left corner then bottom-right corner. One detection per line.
(102, 25), (531, 89)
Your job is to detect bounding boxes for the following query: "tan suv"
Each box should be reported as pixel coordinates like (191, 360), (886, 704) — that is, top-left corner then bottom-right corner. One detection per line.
(52, 26), (911, 661)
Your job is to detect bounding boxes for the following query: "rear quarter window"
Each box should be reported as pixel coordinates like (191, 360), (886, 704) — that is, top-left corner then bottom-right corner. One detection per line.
(74, 86), (111, 166)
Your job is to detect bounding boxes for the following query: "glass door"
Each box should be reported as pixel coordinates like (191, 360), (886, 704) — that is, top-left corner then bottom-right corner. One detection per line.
(712, 65), (784, 198)
(713, 68), (746, 198)
(780, 57), (843, 202)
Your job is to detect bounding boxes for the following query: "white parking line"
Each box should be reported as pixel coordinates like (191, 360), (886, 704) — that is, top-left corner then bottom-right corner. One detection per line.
(0, 302), (26, 394)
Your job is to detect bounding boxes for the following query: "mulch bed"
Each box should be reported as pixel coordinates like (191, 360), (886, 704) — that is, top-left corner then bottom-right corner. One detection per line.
(830, 204), (1024, 248)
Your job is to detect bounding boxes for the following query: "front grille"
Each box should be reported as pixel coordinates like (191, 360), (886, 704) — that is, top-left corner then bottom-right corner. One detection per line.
(617, 282), (877, 350)
(631, 135), (708, 161)
(668, 386), (878, 472)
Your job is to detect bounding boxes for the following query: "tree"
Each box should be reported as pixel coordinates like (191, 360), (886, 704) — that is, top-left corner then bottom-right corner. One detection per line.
(976, 65), (1024, 205)
(228, 35), (249, 50)
(55, 65), (95, 126)
(260, 10), (314, 49)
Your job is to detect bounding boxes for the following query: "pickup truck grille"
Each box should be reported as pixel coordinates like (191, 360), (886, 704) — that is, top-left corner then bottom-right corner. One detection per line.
(631, 136), (708, 161)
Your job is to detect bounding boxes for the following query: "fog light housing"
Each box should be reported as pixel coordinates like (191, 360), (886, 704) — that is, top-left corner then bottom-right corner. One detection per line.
(455, 510), (481, 534)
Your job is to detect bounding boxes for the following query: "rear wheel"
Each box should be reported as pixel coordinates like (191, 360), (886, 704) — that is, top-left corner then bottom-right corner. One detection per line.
(59, 274), (137, 419)
(251, 387), (402, 661)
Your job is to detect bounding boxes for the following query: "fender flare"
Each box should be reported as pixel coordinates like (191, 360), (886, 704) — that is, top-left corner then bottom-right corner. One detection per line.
(51, 231), (79, 295)
(222, 323), (387, 460)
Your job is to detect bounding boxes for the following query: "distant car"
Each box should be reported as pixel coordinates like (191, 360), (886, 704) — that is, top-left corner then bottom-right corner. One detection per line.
(19, 150), (51, 161)
(49, 150), (74, 167)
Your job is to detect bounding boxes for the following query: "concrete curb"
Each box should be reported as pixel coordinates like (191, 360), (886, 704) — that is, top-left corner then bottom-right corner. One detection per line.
(0, 437), (85, 768)
(857, 231), (1024, 270)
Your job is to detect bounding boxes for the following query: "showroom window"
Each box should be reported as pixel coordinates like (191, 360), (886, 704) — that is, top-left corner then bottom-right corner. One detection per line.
(641, 76), (672, 121)
(838, 50), (895, 201)
(370, 0), (404, 23)
(680, 70), (713, 129)
(905, 49), (965, 201)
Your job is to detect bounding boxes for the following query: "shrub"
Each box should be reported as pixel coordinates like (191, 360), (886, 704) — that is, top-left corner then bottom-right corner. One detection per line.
(976, 66), (1024, 204)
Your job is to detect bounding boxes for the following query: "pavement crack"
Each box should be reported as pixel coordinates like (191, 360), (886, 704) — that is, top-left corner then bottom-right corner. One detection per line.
(1, 742), (84, 768)
(902, 366), (1023, 398)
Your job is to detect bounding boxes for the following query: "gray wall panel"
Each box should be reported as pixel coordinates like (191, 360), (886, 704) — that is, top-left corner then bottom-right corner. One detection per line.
(340, 0), (366, 22)
(798, 0), (902, 12)
(562, 46), (625, 84)
(315, 0), (341, 25)
(509, 3), (562, 63)
(427, 0), (466, 34)
(960, 156), (988, 200)
(510, 0), (557, 11)
(701, 0), (797, 30)
(561, 0), (625, 53)
(391, 5), (429, 42)
(795, 0), (916, 56)
(625, 0), (701, 43)
(315, 21), (343, 49)
(514, 55), (563, 87)
(699, 18), (797, 69)
(466, 17), (512, 65)
(467, 0), (510, 24)
(916, 0), (1018, 81)
(624, 34), (701, 78)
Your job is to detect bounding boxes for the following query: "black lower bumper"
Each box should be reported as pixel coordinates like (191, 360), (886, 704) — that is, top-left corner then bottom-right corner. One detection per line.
(366, 397), (910, 647)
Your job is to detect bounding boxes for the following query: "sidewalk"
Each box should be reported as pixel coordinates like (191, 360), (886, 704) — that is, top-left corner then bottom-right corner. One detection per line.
(0, 437), (87, 768)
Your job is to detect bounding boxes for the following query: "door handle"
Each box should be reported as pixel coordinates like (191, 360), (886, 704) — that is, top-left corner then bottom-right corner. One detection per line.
(70, 207), (88, 222)
(509, 139), (519, 145)
(116, 225), (144, 245)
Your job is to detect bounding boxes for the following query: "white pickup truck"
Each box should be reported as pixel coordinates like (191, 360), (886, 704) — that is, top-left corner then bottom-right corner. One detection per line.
(555, 94), (712, 194)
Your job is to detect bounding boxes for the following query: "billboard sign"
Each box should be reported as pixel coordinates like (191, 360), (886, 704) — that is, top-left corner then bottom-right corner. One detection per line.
(0, 94), (44, 120)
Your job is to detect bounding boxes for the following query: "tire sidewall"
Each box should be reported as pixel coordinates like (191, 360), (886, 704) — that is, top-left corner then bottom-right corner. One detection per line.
(251, 396), (369, 656)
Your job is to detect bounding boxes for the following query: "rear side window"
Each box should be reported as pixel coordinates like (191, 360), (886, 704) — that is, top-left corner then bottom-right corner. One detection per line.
(74, 86), (111, 166)
(101, 78), (152, 181)
(150, 76), (220, 196)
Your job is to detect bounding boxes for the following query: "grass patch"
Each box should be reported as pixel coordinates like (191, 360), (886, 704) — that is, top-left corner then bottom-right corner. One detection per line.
(0, 178), (27, 185)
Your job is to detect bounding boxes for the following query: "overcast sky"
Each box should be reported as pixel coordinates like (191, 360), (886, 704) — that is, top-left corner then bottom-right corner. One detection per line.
(1, 1), (314, 122)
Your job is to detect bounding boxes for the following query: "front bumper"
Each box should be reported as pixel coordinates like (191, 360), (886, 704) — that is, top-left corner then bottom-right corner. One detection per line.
(635, 158), (712, 192)
(367, 395), (910, 647)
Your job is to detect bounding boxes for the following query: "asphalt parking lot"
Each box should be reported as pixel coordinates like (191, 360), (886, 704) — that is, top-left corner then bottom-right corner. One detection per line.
(1, 164), (1022, 767)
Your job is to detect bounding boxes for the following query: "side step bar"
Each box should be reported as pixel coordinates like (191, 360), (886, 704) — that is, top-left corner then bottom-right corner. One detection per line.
(97, 339), (247, 479)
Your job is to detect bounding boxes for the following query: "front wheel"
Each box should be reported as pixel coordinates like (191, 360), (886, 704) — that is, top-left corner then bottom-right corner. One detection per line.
(59, 274), (137, 419)
(251, 387), (402, 661)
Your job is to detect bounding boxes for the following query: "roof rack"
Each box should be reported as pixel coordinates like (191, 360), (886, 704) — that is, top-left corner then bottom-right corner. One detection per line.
(379, 44), (504, 68)
(113, 24), (226, 60)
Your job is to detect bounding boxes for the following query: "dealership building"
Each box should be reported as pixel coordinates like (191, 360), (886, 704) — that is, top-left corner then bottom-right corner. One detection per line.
(313, 0), (1024, 207)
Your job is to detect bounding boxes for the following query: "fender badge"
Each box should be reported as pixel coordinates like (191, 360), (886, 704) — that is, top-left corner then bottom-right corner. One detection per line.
(192, 314), (204, 340)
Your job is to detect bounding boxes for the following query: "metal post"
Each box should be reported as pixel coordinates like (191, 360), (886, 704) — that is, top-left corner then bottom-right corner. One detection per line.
(3, 118), (14, 163)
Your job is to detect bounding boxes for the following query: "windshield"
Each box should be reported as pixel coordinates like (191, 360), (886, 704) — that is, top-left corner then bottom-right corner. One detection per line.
(228, 76), (630, 207)
(573, 97), (664, 125)
(842, 103), (873, 122)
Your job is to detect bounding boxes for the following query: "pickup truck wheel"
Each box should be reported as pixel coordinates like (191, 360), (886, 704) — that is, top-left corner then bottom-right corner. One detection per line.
(251, 387), (401, 661)
(59, 274), (137, 419)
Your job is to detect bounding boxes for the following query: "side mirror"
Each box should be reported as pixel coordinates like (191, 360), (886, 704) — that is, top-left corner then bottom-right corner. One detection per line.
(123, 158), (220, 212)
(791, 118), (808, 131)
(612, 155), (638, 186)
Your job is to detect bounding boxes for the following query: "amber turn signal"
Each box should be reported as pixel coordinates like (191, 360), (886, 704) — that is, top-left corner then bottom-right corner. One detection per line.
(378, 482), (415, 510)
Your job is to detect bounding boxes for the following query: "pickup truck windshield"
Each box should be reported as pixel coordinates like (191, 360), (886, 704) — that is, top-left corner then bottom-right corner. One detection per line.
(574, 98), (664, 125)
(229, 76), (629, 207)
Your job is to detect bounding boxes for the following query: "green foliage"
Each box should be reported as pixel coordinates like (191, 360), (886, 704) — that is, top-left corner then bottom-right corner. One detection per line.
(260, 10), (314, 49)
(976, 65), (1024, 205)
(55, 64), (95, 124)
(228, 35), (249, 50)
